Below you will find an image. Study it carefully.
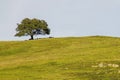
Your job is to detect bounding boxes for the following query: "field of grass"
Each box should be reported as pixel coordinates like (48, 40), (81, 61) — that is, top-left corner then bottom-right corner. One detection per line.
(0, 36), (120, 80)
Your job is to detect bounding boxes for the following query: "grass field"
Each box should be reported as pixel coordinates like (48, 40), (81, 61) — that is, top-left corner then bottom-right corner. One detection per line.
(0, 36), (120, 80)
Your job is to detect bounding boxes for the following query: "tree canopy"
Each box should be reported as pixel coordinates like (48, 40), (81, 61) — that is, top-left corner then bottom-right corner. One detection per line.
(15, 18), (50, 40)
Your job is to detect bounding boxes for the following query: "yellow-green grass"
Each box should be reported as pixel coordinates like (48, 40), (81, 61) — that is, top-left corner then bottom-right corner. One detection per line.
(0, 36), (120, 80)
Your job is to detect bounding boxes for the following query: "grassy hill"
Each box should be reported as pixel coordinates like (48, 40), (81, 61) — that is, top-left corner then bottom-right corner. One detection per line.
(0, 36), (120, 80)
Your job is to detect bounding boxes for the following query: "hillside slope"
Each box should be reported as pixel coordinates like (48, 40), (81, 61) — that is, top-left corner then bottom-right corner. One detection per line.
(0, 36), (120, 80)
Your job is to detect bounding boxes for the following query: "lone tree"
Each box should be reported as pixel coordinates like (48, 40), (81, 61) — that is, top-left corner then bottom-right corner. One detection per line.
(15, 18), (50, 40)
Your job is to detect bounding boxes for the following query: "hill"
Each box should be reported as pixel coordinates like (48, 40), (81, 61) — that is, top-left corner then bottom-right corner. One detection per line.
(0, 36), (120, 80)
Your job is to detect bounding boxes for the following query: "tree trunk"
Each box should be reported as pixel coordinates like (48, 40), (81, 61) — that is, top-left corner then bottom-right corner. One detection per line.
(30, 35), (34, 40)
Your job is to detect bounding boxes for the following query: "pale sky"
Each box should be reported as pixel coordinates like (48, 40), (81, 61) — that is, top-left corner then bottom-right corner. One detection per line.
(0, 0), (120, 40)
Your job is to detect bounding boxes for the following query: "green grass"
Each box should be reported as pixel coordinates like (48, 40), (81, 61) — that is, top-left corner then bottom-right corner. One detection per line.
(0, 36), (120, 80)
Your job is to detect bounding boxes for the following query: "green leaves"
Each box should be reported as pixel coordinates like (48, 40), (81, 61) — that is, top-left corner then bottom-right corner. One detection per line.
(15, 18), (50, 39)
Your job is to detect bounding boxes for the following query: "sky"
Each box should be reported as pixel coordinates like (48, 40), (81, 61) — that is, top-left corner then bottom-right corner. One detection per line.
(0, 0), (120, 40)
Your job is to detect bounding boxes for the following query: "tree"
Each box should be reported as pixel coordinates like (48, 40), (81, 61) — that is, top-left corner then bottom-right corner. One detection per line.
(15, 18), (50, 40)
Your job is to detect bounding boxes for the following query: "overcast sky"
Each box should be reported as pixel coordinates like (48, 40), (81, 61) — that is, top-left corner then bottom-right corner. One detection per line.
(0, 0), (120, 40)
